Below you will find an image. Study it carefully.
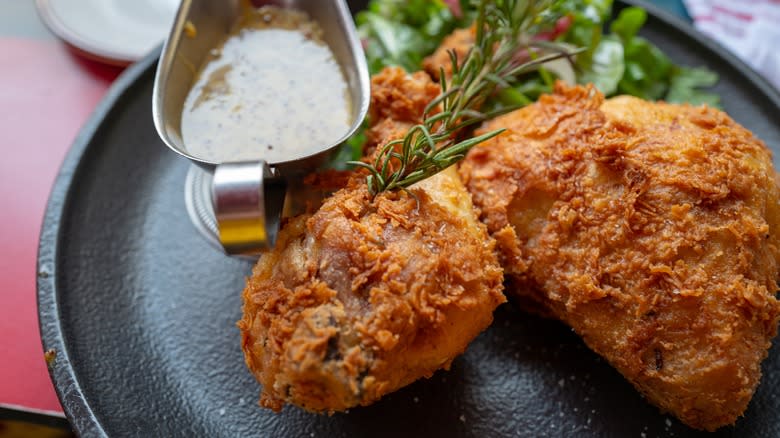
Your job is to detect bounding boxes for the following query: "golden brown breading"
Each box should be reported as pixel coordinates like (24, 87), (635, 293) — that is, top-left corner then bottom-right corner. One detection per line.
(364, 67), (440, 154)
(422, 27), (475, 80)
(460, 82), (780, 431)
(238, 67), (505, 413)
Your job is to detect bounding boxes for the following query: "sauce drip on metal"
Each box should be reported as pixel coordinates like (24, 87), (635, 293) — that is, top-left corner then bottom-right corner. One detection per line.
(181, 7), (351, 163)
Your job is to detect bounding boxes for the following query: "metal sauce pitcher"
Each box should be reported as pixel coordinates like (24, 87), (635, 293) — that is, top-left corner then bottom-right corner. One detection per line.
(152, 0), (369, 254)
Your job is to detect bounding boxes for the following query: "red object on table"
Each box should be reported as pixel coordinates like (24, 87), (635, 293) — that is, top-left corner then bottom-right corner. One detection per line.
(0, 38), (120, 414)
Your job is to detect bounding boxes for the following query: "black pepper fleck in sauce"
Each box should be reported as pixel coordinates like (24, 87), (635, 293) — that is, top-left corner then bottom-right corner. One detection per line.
(181, 6), (351, 163)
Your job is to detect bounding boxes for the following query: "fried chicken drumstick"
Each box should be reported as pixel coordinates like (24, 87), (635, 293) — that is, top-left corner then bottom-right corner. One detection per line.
(459, 83), (780, 431)
(238, 68), (505, 413)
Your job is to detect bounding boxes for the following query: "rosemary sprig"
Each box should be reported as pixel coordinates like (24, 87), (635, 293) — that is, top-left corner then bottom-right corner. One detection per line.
(350, 0), (580, 196)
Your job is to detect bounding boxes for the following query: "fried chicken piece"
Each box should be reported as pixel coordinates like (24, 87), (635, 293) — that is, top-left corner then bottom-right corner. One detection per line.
(460, 82), (780, 431)
(422, 27), (475, 80)
(238, 67), (504, 413)
(363, 67), (440, 155)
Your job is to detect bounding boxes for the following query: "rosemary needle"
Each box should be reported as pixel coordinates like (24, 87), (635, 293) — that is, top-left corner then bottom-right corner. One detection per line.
(350, 0), (579, 196)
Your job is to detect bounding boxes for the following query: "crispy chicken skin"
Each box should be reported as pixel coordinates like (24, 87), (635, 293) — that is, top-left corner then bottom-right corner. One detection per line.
(363, 67), (440, 156)
(460, 83), (780, 431)
(238, 67), (505, 413)
(422, 27), (475, 80)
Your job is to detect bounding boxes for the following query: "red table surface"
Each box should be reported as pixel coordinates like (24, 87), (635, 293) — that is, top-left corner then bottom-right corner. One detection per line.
(0, 38), (120, 414)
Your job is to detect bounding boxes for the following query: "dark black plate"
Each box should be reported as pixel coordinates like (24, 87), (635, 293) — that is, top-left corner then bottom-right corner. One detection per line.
(38, 1), (780, 437)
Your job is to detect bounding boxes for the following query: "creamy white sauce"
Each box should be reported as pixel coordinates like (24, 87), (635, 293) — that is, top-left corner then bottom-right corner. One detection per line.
(181, 26), (351, 163)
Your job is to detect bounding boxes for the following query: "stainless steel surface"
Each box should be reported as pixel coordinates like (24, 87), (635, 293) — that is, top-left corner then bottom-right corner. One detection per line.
(185, 163), (323, 257)
(152, 0), (369, 254)
(212, 161), (286, 254)
(184, 164), (221, 251)
(152, 0), (370, 170)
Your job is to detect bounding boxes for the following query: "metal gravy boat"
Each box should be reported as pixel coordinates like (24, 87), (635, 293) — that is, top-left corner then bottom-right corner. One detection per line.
(153, 0), (369, 254)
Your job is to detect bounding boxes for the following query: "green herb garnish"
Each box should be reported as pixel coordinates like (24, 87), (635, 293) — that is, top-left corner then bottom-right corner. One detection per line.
(351, 0), (579, 195)
(356, 0), (720, 107)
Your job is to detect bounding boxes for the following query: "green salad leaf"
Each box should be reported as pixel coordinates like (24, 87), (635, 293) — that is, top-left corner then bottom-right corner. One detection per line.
(610, 5), (646, 41)
(666, 66), (720, 106)
(553, 0), (612, 57)
(609, 7), (672, 100)
(345, 0), (722, 159)
(357, 1), (719, 105)
(600, 6), (719, 105)
(356, 0), (468, 74)
(578, 35), (624, 95)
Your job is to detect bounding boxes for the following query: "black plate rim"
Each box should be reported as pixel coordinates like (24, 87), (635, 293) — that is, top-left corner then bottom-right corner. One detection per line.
(36, 49), (161, 437)
(36, 1), (780, 436)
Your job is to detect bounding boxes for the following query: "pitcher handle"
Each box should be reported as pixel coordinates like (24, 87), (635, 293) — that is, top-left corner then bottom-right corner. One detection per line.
(212, 160), (286, 255)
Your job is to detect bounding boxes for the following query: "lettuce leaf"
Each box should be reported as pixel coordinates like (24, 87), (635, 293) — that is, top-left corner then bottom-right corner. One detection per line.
(666, 66), (720, 106)
(356, 0), (466, 74)
(352, 0), (722, 157)
(607, 7), (720, 106)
